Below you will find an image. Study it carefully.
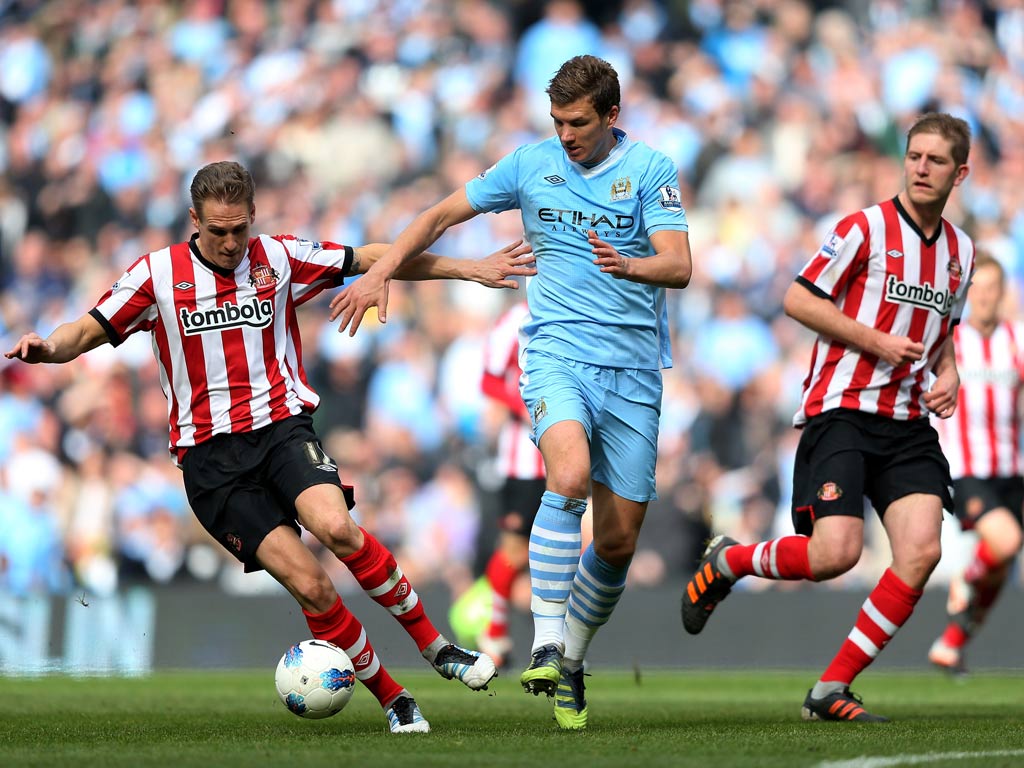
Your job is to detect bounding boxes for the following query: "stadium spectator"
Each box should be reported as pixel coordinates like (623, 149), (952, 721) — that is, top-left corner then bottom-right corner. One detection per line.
(681, 113), (975, 722)
(0, 441), (68, 596)
(4, 160), (537, 732)
(928, 252), (1024, 674)
(329, 55), (692, 730)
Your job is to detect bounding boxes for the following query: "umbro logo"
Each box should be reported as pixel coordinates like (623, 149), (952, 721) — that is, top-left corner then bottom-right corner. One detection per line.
(316, 463), (337, 473)
(886, 249), (903, 259)
(544, 175), (566, 185)
(174, 281), (195, 291)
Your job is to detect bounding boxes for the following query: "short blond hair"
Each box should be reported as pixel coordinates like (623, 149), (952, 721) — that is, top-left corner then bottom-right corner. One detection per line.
(190, 161), (255, 220)
(906, 113), (971, 166)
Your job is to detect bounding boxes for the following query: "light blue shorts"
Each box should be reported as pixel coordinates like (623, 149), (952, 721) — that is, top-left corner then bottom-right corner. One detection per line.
(520, 349), (662, 503)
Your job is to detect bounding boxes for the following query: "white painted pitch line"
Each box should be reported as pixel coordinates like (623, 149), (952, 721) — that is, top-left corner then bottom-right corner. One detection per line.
(817, 750), (1024, 768)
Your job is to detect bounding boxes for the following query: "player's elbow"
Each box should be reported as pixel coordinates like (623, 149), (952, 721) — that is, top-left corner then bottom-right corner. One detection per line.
(782, 283), (807, 320)
(674, 260), (692, 288)
(671, 258), (692, 288)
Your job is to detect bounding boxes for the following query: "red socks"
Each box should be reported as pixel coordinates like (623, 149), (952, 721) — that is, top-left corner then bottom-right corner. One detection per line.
(723, 536), (814, 580)
(304, 596), (403, 707)
(963, 539), (1002, 584)
(484, 551), (519, 638)
(342, 527), (440, 652)
(821, 568), (922, 684)
(941, 621), (968, 649)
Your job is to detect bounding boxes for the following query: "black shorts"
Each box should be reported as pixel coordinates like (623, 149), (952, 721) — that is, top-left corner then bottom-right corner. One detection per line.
(791, 409), (953, 536)
(950, 476), (1024, 530)
(181, 413), (350, 571)
(498, 477), (547, 537)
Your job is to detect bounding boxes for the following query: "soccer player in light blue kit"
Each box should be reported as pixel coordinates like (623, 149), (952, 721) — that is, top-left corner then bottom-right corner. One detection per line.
(331, 55), (692, 729)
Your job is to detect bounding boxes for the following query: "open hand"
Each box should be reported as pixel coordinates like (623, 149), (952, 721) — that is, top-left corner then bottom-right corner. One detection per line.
(330, 269), (390, 336)
(473, 239), (536, 287)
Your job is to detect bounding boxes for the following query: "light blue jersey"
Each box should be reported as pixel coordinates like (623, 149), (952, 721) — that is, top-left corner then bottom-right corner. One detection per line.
(465, 128), (687, 369)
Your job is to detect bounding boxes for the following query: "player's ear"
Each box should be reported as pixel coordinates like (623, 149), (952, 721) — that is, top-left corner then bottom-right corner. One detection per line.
(189, 207), (201, 230)
(606, 104), (619, 129)
(953, 163), (969, 187)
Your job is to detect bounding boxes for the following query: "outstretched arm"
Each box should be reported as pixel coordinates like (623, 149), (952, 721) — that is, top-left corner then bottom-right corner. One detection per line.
(332, 188), (480, 335)
(343, 239), (535, 289)
(5, 313), (109, 364)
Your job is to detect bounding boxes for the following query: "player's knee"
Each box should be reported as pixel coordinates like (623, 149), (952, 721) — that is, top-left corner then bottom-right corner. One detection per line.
(997, 525), (1022, 559)
(899, 539), (942, 581)
(808, 540), (861, 580)
(293, 570), (337, 612)
(593, 530), (638, 567)
(318, 514), (362, 556)
(544, 468), (590, 500)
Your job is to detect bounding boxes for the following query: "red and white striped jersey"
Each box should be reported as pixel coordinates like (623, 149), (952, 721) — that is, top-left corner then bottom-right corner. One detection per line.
(89, 234), (352, 460)
(793, 197), (974, 426)
(935, 320), (1024, 479)
(481, 301), (545, 480)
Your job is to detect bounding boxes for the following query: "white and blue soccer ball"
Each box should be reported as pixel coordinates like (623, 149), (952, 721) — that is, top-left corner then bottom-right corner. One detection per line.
(274, 639), (356, 719)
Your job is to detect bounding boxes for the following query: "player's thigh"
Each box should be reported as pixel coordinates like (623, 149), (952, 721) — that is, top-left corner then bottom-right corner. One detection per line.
(521, 350), (593, 451)
(881, 493), (943, 588)
(538, 420), (591, 495)
(264, 414), (349, 506)
(865, 415), (953, 517)
(294, 484), (362, 555)
(255, 524), (335, 611)
(806, 515), (865, 576)
(973, 504), (1024, 560)
(181, 439), (298, 571)
(790, 415), (867, 537)
(262, 415), (360, 549)
(590, 367), (661, 503)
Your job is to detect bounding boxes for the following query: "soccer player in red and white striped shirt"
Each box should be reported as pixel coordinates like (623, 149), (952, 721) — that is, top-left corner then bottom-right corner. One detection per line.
(681, 113), (976, 722)
(928, 252), (1024, 673)
(5, 161), (537, 734)
(475, 300), (547, 666)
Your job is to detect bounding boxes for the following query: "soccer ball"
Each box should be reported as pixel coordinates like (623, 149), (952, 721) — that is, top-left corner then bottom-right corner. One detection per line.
(274, 639), (356, 719)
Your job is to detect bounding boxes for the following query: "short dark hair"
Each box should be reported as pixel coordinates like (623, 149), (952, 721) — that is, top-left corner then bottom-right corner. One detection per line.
(546, 55), (620, 117)
(906, 113), (971, 166)
(190, 161), (255, 219)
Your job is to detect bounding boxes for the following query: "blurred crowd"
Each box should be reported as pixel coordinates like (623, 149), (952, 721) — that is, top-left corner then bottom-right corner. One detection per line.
(1, 0), (1023, 601)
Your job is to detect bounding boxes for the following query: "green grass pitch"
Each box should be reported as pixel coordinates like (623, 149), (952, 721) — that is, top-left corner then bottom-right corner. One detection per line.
(1, 669), (1022, 767)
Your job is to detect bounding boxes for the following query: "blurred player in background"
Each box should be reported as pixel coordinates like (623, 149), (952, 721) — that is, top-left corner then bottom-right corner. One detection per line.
(475, 299), (547, 667)
(330, 55), (692, 730)
(681, 113), (975, 722)
(928, 252), (1024, 674)
(5, 161), (537, 733)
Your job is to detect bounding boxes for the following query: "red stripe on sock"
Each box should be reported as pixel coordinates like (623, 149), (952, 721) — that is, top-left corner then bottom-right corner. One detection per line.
(821, 568), (922, 684)
(773, 536), (813, 579)
(723, 536), (812, 580)
(342, 528), (440, 651)
(303, 596), (403, 707)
